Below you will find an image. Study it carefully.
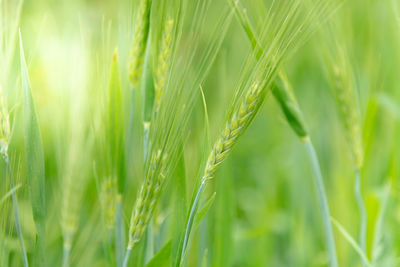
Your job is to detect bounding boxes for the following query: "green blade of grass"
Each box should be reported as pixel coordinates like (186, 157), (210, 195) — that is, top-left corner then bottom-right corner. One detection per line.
(194, 192), (216, 230)
(171, 141), (187, 267)
(4, 159), (28, 267)
(331, 217), (372, 267)
(108, 49), (125, 193)
(145, 240), (172, 267)
(0, 184), (21, 205)
(354, 168), (367, 267)
(19, 30), (46, 267)
(372, 183), (391, 265)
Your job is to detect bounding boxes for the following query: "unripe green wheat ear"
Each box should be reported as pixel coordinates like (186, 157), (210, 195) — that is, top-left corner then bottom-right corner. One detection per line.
(129, 0), (152, 88)
(325, 36), (367, 267)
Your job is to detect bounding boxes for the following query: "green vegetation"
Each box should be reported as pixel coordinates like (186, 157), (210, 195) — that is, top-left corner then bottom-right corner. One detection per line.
(0, 0), (399, 266)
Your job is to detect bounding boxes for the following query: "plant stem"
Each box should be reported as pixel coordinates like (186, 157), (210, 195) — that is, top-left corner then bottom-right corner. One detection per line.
(5, 156), (29, 267)
(122, 247), (132, 267)
(62, 241), (71, 267)
(179, 180), (206, 266)
(355, 168), (367, 267)
(303, 139), (338, 267)
(115, 198), (125, 267)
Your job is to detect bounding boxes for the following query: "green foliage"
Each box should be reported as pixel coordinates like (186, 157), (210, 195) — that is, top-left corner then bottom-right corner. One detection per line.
(0, 0), (399, 266)
(19, 32), (46, 267)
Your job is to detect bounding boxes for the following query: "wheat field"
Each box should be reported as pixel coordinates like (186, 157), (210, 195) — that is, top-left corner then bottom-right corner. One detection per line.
(0, 0), (399, 266)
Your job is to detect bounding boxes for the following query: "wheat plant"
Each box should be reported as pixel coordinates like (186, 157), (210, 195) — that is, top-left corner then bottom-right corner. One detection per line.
(1, 0), (399, 266)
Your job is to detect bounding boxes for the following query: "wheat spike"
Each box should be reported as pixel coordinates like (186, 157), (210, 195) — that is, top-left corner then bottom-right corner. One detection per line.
(332, 62), (363, 169)
(127, 149), (166, 249)
(129, 0), (152, 87)
(154, 19), (174, 112)
(202, 82), (261, 182)
(100, 177), (118, 229)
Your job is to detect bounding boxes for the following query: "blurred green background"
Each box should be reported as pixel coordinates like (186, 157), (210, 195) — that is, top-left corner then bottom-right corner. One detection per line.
(1, 0), (400, 266)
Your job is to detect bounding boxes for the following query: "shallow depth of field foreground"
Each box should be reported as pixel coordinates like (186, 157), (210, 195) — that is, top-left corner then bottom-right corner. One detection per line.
(1, 0), (400, 266)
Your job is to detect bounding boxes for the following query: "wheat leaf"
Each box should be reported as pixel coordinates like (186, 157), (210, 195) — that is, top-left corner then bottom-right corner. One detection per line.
(19, 30), (46, 267)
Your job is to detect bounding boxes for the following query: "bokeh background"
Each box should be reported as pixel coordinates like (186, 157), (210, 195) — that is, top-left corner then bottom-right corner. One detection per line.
(1, 0), (400, 266)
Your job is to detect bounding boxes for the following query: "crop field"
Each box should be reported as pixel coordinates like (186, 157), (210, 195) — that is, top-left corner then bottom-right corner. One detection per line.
(0, 0), (399, 266)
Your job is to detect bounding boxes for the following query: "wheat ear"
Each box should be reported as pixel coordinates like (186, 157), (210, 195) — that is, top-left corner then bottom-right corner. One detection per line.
(123, 150), (166, 267)
(180, 81), (262, 263)
(331, 52), (366, 266)
(154, 19), (174, 113)
(129, 0), (152, 87)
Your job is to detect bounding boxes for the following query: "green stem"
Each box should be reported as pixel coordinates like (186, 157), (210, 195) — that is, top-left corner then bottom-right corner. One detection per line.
(62, 240), (71, 267)
(303, 139), (338, 267)
(122, 247), (132, 267)
(178, 180), (206, 266)
(5, 156), (29, 267)
(115, 199), (125, 267)
(355, 169), (367, 267)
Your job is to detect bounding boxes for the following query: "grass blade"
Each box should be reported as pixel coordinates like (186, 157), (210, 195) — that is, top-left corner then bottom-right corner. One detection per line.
(194, 192), (216, 229)
(331, 217), (372, 267)
(4, 159), (28, 267)
(0, 183), (21, 205)
(19, 30), (46, 267)
(372, 183), (391, 265)
(108, 49), (125, 193)
(171, 141), (187, 267)
(355, 168), (367, 266)
(145, 240), (172, 267)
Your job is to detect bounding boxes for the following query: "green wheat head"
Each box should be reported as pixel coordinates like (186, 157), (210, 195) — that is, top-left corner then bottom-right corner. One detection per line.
(100, 177), (118, 229)
(154, 19), (174, 113)
(129, 0), (152, 87)
(326, 38), (364, 169)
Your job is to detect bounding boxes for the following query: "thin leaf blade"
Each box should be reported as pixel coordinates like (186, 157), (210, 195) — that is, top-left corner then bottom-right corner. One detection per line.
(19, 30), (46, 266)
